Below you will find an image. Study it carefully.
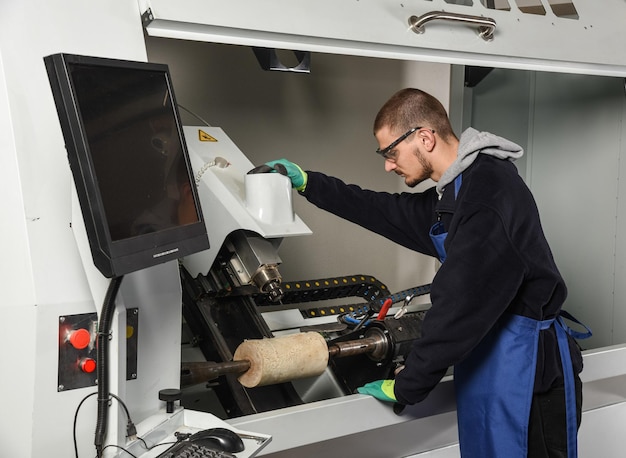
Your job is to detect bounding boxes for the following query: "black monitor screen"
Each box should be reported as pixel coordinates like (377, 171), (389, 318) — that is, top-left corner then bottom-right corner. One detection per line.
(45, 53), (209, 278)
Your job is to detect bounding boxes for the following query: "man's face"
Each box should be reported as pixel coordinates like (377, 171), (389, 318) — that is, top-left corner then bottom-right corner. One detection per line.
(375, 126), (433, 188)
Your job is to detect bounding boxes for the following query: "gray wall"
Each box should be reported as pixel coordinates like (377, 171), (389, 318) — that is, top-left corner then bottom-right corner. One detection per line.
(470, 69), (626, 349)
(146, 38), (439, 302)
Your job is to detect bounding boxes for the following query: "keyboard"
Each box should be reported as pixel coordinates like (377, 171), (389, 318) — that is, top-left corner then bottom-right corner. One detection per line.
(156, 440), (237, 458)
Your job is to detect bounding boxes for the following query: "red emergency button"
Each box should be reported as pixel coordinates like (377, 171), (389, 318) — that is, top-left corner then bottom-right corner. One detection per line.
(68, 328), (91, 350)
(79, 357), (97, 373)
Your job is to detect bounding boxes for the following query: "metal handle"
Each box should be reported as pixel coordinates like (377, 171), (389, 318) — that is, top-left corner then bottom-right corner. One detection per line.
(408, 11), (497, 42)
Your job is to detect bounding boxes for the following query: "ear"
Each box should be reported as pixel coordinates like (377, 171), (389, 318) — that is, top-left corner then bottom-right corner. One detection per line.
(418, 129), (436, 153)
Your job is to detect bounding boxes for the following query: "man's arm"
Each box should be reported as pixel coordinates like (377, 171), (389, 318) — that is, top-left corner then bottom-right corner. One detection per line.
(302, 170), (438, 256)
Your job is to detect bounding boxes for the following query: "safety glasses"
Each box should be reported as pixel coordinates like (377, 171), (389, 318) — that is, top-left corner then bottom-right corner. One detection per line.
(376, 126), (433, 162)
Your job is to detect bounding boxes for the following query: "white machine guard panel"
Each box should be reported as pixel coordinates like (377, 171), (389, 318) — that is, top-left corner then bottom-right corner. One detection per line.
(182, 126), (311, 276)
(140, 0), (626, 77)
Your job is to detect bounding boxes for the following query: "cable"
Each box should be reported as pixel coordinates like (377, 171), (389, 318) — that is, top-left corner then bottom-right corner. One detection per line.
(73, 389), (192, 457)
(109, 393), (138, 440)
(94, 276), (124, 458)
(178, 104), (212, 127)
(74, 391), (138, 458)
(109, 393), (131, 420)
(136, 436), (150, 450)
(74, 392), (98, 458)
(144, 441), (179, 453)
(100, 444), (138, 458)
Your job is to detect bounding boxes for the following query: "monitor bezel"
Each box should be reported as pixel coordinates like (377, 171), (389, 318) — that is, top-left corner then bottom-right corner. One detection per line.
(45, 53), (209, 278)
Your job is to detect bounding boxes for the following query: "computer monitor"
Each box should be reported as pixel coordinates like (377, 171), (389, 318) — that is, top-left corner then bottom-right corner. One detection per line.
(45, 53), (209, 278)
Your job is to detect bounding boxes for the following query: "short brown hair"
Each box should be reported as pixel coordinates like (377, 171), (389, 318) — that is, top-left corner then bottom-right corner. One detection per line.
(374, 88), (456, 142)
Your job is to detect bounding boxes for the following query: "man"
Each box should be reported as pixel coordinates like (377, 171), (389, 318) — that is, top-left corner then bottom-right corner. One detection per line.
(266, 88), (586, 458)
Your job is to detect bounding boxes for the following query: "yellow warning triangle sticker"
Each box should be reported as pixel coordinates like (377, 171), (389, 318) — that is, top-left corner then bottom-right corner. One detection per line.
(198, 130), (218, 142)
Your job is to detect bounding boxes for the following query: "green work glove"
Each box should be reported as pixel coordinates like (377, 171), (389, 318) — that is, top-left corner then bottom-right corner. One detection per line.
(265, 159), (308, 192)
(357, 379), (397, 402)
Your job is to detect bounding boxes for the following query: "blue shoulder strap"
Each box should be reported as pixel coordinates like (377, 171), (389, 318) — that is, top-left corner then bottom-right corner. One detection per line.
(454, 174), (462, 199)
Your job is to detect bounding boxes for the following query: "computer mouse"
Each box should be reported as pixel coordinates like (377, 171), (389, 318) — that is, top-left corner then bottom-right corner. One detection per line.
(190, 427), (245, 453)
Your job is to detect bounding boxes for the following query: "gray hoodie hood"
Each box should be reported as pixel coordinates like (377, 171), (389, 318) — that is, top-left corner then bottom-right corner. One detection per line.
(436, 127), (524, 196)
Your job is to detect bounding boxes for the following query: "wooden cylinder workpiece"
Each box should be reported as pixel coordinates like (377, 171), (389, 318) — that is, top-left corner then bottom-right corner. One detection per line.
(233, 332), (329, 388)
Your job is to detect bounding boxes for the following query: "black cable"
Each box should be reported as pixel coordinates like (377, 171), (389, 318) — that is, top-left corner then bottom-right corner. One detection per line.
(100, 444), (138, 458)
(177, 104), (212, 127)
(109, 393), (138, 440)
(137, 436), (150, 450)
(74, 392), (98, 458)
(94, 275), (124, 457)
(75, 391), (138, 458)
(73, 387), (176, 458)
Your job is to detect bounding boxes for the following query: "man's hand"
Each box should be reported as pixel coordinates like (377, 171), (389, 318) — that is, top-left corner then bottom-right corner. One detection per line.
(265, 159), (308, 191)
(357, 379), (397, 402)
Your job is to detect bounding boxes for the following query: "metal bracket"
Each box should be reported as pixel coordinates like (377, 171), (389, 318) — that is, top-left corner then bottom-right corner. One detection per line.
(252, 48), (311, 73)
(465, 66), (495, 87)
(408, 11), (497, 42)
(141, 8), (155, 27)
(126, 308), (139, 381)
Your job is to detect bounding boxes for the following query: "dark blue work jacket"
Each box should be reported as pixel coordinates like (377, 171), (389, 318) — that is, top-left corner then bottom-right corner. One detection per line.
(301, 154), (583, 401)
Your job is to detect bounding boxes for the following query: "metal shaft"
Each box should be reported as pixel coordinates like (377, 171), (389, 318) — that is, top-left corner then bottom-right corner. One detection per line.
(327, 336), (384, 358)
(181, 360), (251, 387)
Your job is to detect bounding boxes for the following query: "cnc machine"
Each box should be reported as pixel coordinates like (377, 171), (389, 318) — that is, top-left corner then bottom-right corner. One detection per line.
(177, 125), (430, 418)
(42, 51), (432, 457)
(3, 1), (626, 458)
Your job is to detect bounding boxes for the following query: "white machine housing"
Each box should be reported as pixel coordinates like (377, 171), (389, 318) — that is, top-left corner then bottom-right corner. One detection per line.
(182, 125), (312, 277)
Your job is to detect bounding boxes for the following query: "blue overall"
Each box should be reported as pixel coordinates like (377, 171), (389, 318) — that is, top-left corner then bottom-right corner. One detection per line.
(428, 174), (590, 458)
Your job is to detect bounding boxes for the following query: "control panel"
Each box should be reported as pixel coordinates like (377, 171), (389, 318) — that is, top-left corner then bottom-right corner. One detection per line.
(58, 309), (139, 391)
(58, 313), (98, 391)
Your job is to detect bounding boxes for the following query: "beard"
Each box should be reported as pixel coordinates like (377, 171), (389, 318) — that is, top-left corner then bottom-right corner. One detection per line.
(405, 147), (433, 188)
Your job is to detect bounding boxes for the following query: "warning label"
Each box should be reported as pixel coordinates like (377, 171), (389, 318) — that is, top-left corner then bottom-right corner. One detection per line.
(198, 130), (218, 142)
